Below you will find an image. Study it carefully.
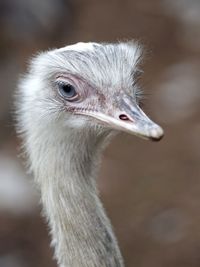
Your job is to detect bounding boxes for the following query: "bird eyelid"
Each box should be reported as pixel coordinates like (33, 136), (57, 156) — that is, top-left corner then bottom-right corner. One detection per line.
(55, 72), (97, 91)
(55, 74), (78, 88)
(54, 73), (93, 101)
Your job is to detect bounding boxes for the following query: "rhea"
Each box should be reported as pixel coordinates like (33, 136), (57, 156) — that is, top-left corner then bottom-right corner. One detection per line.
(16, 42), (163, 267)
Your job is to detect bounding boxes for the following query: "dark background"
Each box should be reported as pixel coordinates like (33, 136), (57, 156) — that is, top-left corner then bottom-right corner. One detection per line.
(0, 0), (200, 266)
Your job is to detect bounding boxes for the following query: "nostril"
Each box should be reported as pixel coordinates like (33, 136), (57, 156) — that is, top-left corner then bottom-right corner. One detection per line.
(119, 114), (130, 121)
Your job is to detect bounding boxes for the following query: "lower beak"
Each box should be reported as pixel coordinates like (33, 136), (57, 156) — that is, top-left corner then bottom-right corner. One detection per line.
(83, 96), (164, 141)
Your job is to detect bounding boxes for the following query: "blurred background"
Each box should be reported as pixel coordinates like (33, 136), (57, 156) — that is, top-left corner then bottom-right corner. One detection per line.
(0, 0), (200, 266)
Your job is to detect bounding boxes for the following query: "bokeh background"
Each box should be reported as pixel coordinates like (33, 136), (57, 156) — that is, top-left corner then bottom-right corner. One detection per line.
(0, 0), (200, 266)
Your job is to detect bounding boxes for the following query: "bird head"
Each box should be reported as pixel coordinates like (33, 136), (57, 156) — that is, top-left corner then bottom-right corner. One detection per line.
(18, 42), (163, 141)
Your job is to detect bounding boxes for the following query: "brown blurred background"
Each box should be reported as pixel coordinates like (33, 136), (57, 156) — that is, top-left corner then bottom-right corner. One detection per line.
(1, 0), (200, 266)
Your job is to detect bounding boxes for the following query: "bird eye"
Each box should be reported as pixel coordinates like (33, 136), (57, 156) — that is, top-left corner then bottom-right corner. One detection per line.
(57, 82), (78, 101)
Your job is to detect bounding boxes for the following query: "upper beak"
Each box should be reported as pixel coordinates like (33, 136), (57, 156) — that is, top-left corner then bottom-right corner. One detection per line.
(115, 96), (164, 141)
(78, 95), (164, 141)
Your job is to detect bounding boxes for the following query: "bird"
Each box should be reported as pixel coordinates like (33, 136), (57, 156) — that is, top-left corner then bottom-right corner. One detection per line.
(16, 41), (164, 267)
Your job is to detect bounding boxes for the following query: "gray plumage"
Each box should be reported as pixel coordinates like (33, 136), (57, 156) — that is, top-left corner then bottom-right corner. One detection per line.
(16, 41), (163, 267)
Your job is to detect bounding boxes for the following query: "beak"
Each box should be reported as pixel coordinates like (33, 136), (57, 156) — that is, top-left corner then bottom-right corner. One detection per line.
(78, 95), (164, 141)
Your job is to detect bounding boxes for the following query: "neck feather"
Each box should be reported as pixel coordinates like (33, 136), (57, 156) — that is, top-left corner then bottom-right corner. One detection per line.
(31, 128), (124, 267)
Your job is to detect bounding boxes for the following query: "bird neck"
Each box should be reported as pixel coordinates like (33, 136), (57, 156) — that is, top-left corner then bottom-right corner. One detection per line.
(34, 129), (124, 267)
